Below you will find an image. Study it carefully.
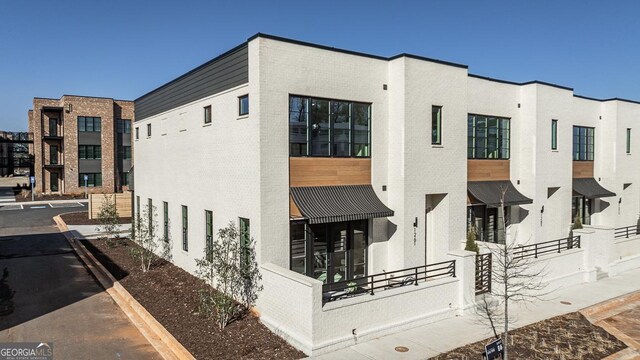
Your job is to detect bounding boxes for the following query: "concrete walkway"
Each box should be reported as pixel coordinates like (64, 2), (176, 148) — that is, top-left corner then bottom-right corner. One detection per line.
(68, 224), (131, 239)
(313, 268), (640, 360)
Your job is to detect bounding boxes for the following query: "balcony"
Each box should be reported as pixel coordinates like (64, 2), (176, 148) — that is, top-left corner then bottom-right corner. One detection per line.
(43, 133), (63, 140)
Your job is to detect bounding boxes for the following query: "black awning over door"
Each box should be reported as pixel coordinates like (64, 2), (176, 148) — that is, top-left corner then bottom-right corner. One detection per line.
(467, 180), (533, 207)
(573, 178), (616, 198)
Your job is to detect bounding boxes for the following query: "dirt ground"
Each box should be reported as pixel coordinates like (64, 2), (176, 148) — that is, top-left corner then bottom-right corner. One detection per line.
(432, 312), (626, 360)
(60, 211), (130, 225)
(82, 238), (305, 360)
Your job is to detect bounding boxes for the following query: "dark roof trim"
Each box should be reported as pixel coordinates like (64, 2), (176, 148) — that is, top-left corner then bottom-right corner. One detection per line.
(250, 33), (468, 68)
(135, 42), (249, 102)
(573, 95), (640, 105)
(34, 95), (132, 102)
(469, 74), (573, 91)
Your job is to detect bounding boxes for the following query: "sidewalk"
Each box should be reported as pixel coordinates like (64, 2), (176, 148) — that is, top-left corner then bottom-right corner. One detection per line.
(313, 267), (640, 360)
(67, 223), (131, 239)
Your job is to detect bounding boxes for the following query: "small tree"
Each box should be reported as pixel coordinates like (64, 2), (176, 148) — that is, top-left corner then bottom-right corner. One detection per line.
(195, 221), (262, 330)
(129, 202), (160, 272)
(475, 186), (550, 360)
(96, 194), (120, 247)
(465, 224), (480, 254)
(572, 214), (583, 230)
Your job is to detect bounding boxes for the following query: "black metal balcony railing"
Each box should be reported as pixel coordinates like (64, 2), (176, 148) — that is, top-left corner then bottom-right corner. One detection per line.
(322, 260), (456, 302)
(475, 253), (492, 295)
(614, 225), (640, 239)
(512, 235), (581, 260)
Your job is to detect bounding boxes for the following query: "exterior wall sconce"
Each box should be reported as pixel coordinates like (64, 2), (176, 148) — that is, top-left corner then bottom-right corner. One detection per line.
(66, 104), (72, 113)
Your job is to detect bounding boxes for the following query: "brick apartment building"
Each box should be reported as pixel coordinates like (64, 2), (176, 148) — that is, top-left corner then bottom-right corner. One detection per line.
(28, 95), (134, 194)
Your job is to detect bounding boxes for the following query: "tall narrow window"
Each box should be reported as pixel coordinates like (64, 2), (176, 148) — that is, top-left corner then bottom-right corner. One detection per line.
(551, 119), (558, 150)
(147, 123), (152, 137)
(148, 198), (153, 237)
(239, 95), (249, 116)
(204, 105), (212, 124)
(205, 210), (213, 262)
(290, 222), (307, 275)
(49, 118), (58, 137)
(627, 128), (631, 154)
(432, 106), (442, 145)
(136, 196), (140, 221)
(163, 201), (169, 241)
(239, 218), (250, 266)
(50, 145), (58, 165)
(182, 205), (188, 251)
(135, 127), (139, 140)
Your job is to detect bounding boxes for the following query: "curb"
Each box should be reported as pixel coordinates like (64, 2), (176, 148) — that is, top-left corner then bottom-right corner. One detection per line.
(16, 199), (88, 205)
(54, 215), (195, 360)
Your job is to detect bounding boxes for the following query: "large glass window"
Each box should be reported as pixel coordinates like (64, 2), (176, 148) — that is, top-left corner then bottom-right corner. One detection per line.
(572, 196), (592, 225)
(120, 172), (130, 186)
(289, 96), (371, 157)
(78, 116), (101, 132)
(118, 146), (131, 160)
(466, 205), (509, 244)
(79, 145), (101, 159)
(468, 114), (510, 159)
(573, 126), (594, 161)
(290, 220), (368, 284)
(432, 106), (442, 145)
(78, 173), (102, 187)
(117, 119), (132, 134)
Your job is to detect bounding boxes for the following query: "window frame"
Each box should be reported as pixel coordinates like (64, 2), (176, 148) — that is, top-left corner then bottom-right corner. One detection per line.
(626, 128), (631, 154)
(288, 94), (372, 158)
(238, 95), (249, 116)
(163, 201), (169, 241)
(572, 125), (595, 161)
(78, 173), (102, 187)
(551, 119), (558, 150)
(50, 144), (58, 165)
(147, 123), (152, 137)
(204, 105), (212, 124)
(431, 105), (443, 145)
(135, 127), (139, 140)
(205, 210), (213, 262)
(77, 116), (102, 132)
(239, 217), (250, 266)
(182, 205), (188, 252)
(79, 145), (102, 160)
(467, 113), (511, 160)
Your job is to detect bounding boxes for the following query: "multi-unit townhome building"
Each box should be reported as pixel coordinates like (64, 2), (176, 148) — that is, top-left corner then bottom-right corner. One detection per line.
(28, 95), (134, 194)
(133, 34), (640, 355)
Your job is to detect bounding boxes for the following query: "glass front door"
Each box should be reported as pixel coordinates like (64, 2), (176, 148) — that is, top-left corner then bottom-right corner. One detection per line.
(291, 220), (368, 284)
(572, 196), (592, 225)
(50, 172), (59, 192)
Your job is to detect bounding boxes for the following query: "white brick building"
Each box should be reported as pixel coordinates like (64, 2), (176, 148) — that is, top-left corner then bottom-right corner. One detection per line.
(133, 33), (640, 355)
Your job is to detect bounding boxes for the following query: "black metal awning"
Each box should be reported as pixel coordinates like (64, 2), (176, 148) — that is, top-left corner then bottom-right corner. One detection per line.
(573, 178), (616, 198)
(468, 180), (533, 207)
(290, 185), (394, 224)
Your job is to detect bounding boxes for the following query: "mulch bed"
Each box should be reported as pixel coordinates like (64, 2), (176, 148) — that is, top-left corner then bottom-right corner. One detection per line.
(81, 238), (305, 360)
(60, 211), (131, 226)
(432, 311), (626, 360)
(14, 189), (86, 202)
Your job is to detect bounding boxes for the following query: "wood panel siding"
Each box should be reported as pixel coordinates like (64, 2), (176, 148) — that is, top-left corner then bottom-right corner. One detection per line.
(573, 161), (594, 179)
(88, 192), (132, 219)
(289, 158), (371, 187)
(135, 44), (248, 121)
(467, 160), (510, 181)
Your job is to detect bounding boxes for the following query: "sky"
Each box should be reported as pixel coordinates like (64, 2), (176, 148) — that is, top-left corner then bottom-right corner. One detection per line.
(1, 0), (639, 131)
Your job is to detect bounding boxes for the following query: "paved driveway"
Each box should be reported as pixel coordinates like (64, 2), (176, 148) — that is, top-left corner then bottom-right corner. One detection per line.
(0, 203), (160, 359)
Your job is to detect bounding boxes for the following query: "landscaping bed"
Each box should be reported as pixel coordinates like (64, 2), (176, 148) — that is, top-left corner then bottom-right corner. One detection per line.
(14, 188), (86, 202)
(432, 311), (626, 360)
(81, 238), (304, 360)
(61, 211), (131, 225)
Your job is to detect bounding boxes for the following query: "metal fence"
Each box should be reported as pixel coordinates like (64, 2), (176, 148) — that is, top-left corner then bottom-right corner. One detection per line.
(475, 253), (492, 295)
(512, 235), (581, 260)
(614, 225), (640, 239)
(322, 260), (456, 302)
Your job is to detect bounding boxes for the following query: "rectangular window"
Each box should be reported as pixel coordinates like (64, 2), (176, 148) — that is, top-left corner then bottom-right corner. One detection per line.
(163, 201), (169, 241)
(289, 96), (371, 157)
(239, 95), (249, 116)
(120, 172), (129, 186)
(78, 145), (101, 160)
(78, 116), (101, 132)
(467, 114), (510, 159)
(205, 210), (213, 262)
(118, 146), (131, 160)
(117, 119), (132, 134)
(551, 119), (558, 150)
(290, 222), (307, 275)
(239, 218), (250, 266)
(573, 126), (595, 161)
(204, 105), (212, 124)
(182, 205), (188, 251)
(627, 128), (631, 154)
(135, 127), (139, 140)
(49, 118), (58, 137)
(432, 106), (442, 145)
(50, 145), (58, 165)
(147, 123), (152, 137)
(78, 173), (102, 187)
(148, 198), (153, 237)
